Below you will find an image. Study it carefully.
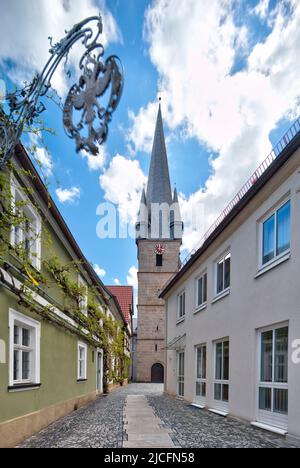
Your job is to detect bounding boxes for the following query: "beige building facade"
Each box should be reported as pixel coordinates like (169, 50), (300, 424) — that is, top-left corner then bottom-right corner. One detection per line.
(161, 126), (300, 441)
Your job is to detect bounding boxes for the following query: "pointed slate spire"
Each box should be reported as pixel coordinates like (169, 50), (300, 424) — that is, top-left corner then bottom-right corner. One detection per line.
(140, 187), (147, 207)
(136, 187), (149, 240)
(173, 185), (179, 203)
(170, 184), (183, 240)
(146, 104), (173, 209)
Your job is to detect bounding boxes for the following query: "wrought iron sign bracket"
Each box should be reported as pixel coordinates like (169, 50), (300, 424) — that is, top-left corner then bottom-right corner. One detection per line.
(0, 14), (124, 169)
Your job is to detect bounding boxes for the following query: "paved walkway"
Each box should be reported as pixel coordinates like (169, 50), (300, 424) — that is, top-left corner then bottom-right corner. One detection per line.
(123, 395), (175, 448)
(19, 384), (297, 448)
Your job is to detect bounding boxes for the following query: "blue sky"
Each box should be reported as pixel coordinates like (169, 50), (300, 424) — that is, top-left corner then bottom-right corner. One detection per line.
(1, 0), (300, 294)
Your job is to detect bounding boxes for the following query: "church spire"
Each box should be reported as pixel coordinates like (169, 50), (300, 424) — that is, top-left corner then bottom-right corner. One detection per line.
(136, 103), (183, 241)
(146, 103), (173, 208)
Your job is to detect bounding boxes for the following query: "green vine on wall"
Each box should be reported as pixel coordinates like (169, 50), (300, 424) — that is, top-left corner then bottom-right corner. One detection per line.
(0, 139), (130, 392)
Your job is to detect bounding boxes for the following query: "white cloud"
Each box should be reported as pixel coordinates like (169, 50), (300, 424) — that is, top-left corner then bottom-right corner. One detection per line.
(99, 154), (147, 225)
(127, 102), (160, 155)
(131, 0), (300, 253)
(127, 266), (138, 290)
(253, 0), (270, 19)
(27, 133), (53, 177)
(114, 278), (121, 285)
(34, 146), (53, 177)
(56, 186), (81, 204)
(94, 265), (106, 278)
(0, 0), (121, 96)
(81, 144), (107, 171)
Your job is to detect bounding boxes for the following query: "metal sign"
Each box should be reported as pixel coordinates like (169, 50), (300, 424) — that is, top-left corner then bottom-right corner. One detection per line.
(0, 15), (124, 168)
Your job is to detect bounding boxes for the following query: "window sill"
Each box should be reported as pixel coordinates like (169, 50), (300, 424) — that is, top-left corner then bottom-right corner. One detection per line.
(208, 408), (228, 417)
(8, 252), (41, 274)
(176, 317), (185, 326)
(194, 304), (207, 315)
(8, 383), (41, 393)
(251, 422), (287, 436)
(255, 252), (291, 279)
(77, 379), (88, 383)
(212, 289), (230, 305)
(191, 403), (205, 409)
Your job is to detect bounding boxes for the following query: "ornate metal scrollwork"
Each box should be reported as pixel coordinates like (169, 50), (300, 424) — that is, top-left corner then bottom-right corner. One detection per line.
(0, 15), (124, 168)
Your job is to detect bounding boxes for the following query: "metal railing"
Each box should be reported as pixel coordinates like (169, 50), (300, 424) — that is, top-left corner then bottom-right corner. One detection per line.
(177, 117), (300, 274)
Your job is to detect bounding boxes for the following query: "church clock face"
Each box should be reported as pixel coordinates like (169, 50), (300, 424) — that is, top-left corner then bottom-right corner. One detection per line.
(155, 244), (165, 255)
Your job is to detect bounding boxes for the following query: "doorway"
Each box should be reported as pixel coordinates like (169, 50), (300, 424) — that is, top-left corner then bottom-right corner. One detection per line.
(151, 363), (164, 383)
(96, 350), (103, 394)
(177, 351), (185, 397)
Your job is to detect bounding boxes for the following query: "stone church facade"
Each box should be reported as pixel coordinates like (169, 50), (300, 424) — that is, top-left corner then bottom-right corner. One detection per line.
(135, 105), (183, 383)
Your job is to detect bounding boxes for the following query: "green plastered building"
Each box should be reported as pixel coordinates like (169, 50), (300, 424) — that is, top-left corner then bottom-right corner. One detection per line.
(0, 144), (133, 448)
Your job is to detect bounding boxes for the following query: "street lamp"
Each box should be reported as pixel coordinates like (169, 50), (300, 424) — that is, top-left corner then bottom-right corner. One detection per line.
(0, 14), (124, 169)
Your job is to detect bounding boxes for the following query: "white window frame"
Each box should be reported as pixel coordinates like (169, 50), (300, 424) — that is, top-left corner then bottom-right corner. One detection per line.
(195, 344), (207, 406)
(177, 351), (185, 398)
(258, 199), (291, 271)
(215, 251), (231, 298)
(77, 342), (87, 381)
(177, 291), (186, 323)
(195, 271), (207, 311)
(9, 309), (41, 388)
(213, 338), (230, 413)
(256, 322), (289, 431)
(10, 178), (42, 271)
(78, 275), (88, 317)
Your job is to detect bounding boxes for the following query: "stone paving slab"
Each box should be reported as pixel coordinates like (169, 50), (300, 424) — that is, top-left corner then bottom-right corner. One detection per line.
(123, 395), (175, 449)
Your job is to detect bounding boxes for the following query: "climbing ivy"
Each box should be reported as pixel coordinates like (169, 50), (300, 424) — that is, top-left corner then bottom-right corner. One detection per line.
(0, 140), (130, 392)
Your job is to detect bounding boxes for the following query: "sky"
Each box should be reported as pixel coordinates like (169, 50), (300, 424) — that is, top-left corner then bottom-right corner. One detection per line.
(1, 0), (300, 304)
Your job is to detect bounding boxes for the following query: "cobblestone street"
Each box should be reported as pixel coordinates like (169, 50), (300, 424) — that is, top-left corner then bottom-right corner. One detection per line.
(19, 384), (296, 448)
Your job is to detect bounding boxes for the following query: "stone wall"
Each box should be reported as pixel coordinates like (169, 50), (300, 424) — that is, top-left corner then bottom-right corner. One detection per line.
(136, 240), (181, 382)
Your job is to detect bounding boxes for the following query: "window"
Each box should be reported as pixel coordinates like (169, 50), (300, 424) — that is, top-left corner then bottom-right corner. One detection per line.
(9, 309), (41, 387)
(195, 345), (206, 403)
(78, 275), (88, 317)
(10, 182), (42, 271)
(177, 351), (185, 397)
(262, 200), (291, 266)
(77, 342), (87, 380)
(196, 273), (207, 309)
(214, 340), (230, 404)
(259, 326), (288, 418)
(156, 254), (163, 267)
(177, 292), (186, 322)
(216, 253), (231, 295)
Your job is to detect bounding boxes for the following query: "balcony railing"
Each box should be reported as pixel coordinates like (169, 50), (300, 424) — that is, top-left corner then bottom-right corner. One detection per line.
(177, 117), (300, 272)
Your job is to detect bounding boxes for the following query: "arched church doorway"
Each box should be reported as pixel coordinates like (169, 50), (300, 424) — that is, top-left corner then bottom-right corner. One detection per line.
(151, 363), (164, 383)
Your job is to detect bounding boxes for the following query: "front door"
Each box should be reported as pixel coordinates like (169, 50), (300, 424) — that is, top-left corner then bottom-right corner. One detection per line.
(177, 351), (185, 397)
(151, 363), (164, 383)
(195, 345), (207, 406)
(257, 325), (289, 430)
(213, 340), (230, 413)
(97, 351), (103, 394)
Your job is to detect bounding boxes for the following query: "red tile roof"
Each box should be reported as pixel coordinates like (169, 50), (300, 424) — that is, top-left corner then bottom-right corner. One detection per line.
(106, 286), (134, 324)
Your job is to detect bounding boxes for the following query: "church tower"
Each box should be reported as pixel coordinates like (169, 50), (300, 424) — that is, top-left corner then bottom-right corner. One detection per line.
(135, 104), (183, 383)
